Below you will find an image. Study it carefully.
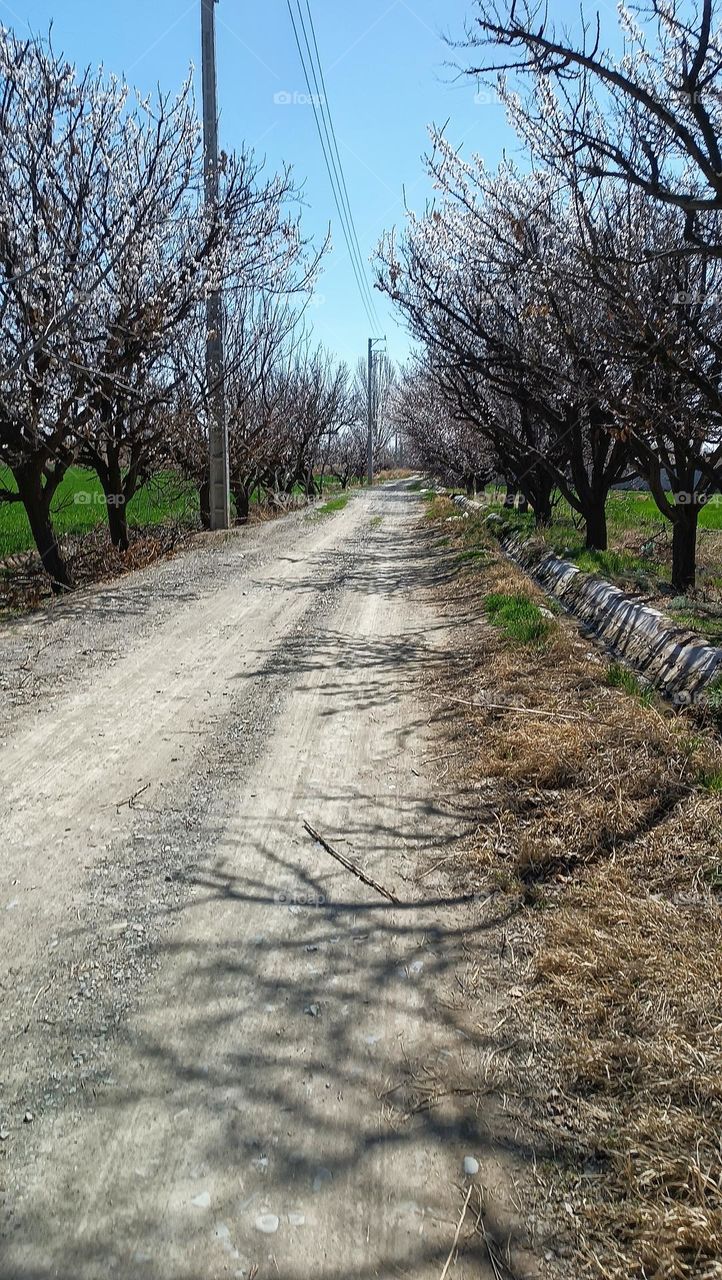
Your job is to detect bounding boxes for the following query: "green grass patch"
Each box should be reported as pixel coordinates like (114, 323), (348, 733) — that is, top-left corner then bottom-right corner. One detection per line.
(0, 465), (357, 558)
(370, 515), (383, 528)
(0, 465), (199, 558)
(315, 493), (349, 516)
(606, 661), (654, 706)
(705, 676), (722, 716)
(459, 514), (493, 548)
(482, 486), (722, 537)
(669, 609), (722, 644)
(704, 862), (722, 890)
(480, 494), (675, 589)
(574, 546), (655, 586)
(457, 547), (491, 566)
(576, 547), (646, 577)
(485, 591), (553, 647)
(698, 768), (722, 792)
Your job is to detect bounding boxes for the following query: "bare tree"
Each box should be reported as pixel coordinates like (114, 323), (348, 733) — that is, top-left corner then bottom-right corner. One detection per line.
(274, 345), (355, 498)
(168, 168), (324, 526)
(392, 359), (496, 493)
(585, 188), (722, 586)
(0, 32), (154, 587)
(377, 139), (634, 545)
(81, 126), (321, 544)
(462, 1), (722, 255)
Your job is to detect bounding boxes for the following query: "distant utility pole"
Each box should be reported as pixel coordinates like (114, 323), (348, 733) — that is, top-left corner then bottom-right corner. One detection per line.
(201, 0), (230, 530)
(367, 336), (385, 486)
(367, 338), (373, 486)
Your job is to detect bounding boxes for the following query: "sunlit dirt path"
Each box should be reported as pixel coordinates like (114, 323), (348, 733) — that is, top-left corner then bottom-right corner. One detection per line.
(1, 484), (539, 1279)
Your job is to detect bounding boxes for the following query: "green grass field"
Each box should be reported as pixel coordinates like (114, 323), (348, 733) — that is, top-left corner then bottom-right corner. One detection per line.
(462, 485), (722, 642)
(486, 488), (722, 537)
(605, 488), (722, 532)
(0, 467), (199, 559)
(484, 486), (722, 535)
(0, 468), (356, 560)
(481, 487), (722, 593)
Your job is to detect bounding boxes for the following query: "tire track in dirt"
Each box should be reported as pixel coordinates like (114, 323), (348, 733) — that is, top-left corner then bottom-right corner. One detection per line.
(1, 485), (541, 1280)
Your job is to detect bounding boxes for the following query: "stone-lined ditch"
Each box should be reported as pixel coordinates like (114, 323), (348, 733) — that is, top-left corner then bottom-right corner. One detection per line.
(452, 495), (722, 704)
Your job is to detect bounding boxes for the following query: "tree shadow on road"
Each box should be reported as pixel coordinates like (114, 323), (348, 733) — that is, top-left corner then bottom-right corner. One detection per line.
(0, 490), (561, 1280)
(1, 822), (553, 1280)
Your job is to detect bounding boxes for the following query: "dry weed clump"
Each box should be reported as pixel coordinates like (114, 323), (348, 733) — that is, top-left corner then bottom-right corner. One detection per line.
(0, 521), (199, 611)
(66, 521), (196, 583)
(426, 500), (722, 1280)
(541, 879), (722, 1279)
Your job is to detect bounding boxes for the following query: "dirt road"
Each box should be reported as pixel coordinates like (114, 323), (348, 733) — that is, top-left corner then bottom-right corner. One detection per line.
(0, 484), (537, 1279)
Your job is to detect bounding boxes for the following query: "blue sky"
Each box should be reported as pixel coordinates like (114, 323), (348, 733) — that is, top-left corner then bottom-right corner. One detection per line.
(4, 0), (600, 368)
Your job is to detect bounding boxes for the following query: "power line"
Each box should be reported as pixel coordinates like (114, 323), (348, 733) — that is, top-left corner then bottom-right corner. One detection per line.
(285, 0), (381, 332)
(286, 0), (377, 329)
(301, 1), (381, 329)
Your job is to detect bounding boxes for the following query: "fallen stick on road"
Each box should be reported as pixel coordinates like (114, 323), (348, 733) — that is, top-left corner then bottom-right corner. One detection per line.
(115, 782), (150, 811)
(439, 1184), (473, 1280)
(428, 692), (606, 724)
(302, 820), (400, 904)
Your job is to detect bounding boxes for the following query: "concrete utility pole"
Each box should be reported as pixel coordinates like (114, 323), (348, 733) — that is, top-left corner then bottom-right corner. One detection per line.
(366, 336), (385, 486)
(367, 338), (373, 486)
(201, 0), (230, 530)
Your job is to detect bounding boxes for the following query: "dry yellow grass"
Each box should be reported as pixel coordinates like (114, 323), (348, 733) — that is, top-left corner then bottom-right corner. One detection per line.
(425, 499), (722, 1280)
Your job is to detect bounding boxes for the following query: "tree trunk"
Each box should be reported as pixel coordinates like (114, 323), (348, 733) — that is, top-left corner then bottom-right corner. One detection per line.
(14, 465), (72, 592)
(671, 505), (699, 592)
(531, 482), (553, 527)
(97, 463), (130, 551)
(233, 484), (250, 522)
(106, 497), (130, 551)
(584, 500), (608, 551)
(524, 467), (553, 527)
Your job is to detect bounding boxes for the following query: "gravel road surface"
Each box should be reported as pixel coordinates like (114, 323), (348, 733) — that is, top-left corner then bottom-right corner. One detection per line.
(0, 483), (537, 1279)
